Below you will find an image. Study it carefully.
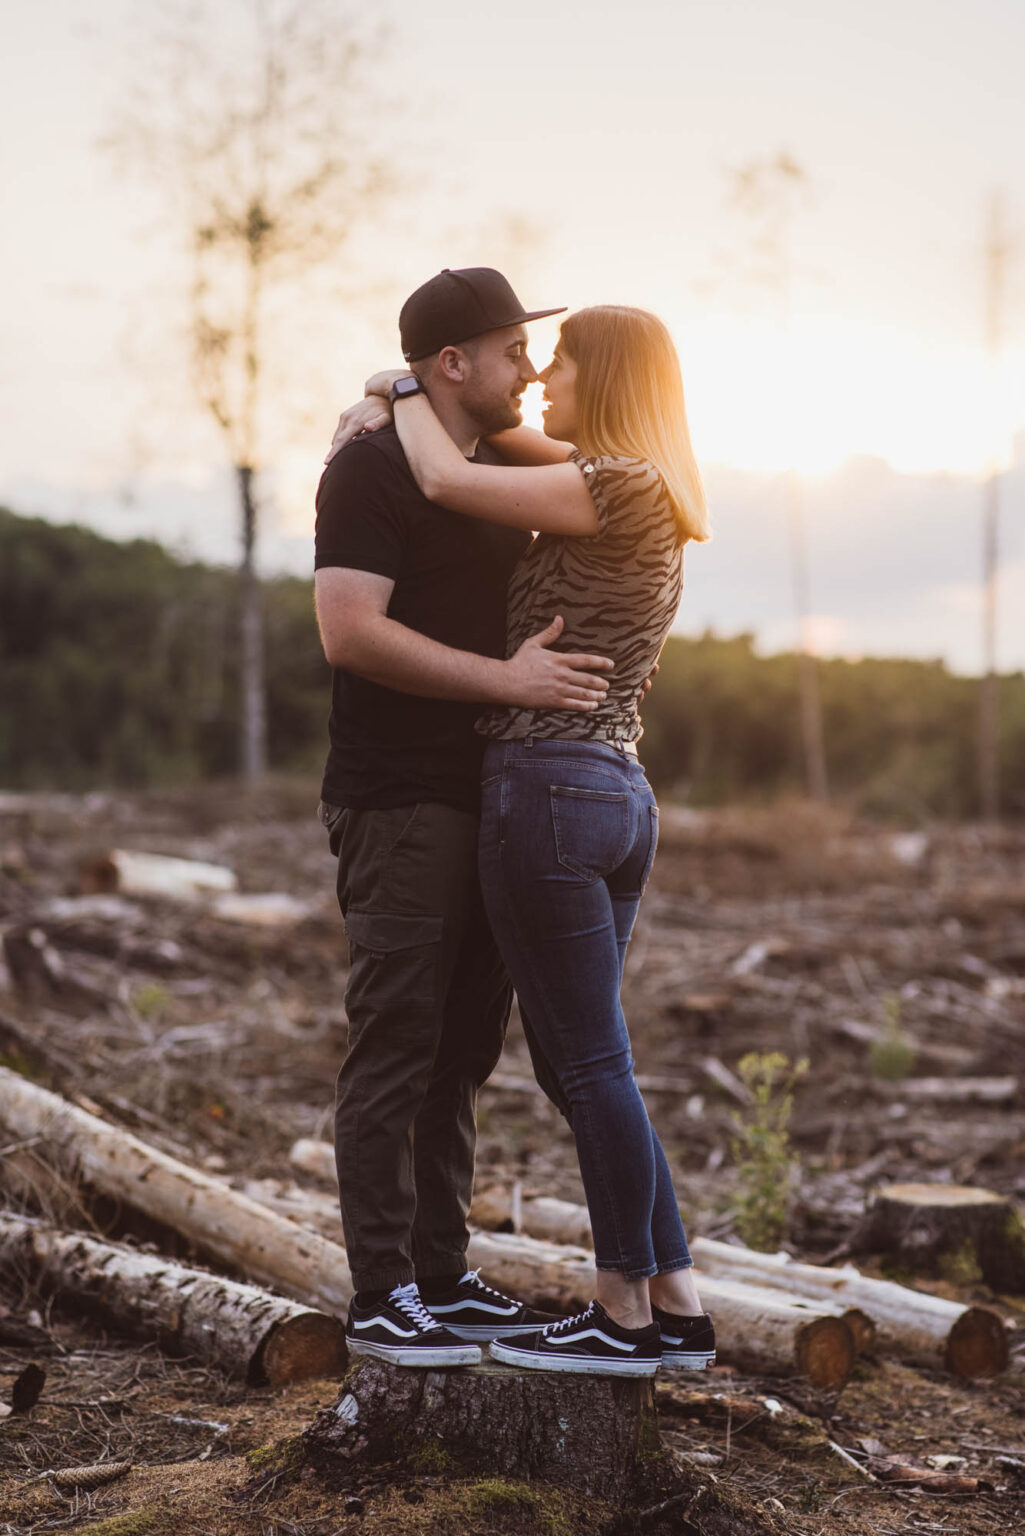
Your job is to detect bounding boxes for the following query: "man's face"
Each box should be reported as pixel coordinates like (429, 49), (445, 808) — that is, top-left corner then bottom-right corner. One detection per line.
(458, 324), (539, 434)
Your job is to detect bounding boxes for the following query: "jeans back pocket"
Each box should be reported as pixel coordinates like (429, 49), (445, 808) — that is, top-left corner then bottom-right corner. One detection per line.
(549, 786), (631, 881)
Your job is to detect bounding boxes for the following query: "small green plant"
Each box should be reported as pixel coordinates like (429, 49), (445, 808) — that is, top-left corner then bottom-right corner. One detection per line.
(729, 1051), (808, 1251)
(132, 982), (172, 1022)
(868, 993), (916, 1080)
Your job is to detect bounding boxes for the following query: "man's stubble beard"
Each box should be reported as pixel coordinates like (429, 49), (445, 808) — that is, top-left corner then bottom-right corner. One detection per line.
(462, 384), (524, 438)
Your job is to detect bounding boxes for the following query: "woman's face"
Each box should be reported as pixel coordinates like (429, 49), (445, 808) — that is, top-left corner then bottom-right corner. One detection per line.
(539, 345), (578, 441)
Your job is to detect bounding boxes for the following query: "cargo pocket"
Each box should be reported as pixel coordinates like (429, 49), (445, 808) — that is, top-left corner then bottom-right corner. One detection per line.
(343, 910), (444, 1038)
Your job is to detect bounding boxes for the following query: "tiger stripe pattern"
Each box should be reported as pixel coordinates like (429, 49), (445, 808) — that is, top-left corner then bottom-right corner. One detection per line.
(478, 452), (685, 744)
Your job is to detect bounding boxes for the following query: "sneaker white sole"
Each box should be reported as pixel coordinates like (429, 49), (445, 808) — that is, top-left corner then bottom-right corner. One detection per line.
(444, 1322), (547, 1341)
(348, 1338), (481, 1368)
(489, 1340), (659, 1376)
(661, 1350), (715, 1370)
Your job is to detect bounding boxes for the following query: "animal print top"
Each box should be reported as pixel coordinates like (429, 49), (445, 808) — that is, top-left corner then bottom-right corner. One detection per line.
(477, 452), (685, 743)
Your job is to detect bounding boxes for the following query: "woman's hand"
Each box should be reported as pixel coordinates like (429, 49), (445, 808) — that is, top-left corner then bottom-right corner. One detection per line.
(324, 396), (394, 465)
(365, 368), (414, 399)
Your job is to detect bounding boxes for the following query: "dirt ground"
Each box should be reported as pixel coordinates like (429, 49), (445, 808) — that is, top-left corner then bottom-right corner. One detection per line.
(1, 783), (1023, 1534)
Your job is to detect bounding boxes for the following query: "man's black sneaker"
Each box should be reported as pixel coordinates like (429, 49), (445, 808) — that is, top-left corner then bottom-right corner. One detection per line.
(653, 1307), (716, 1369)
(346, 1283), (481, 1367)
(423, 1268), (562, 1341)
(489, 1300), (661, 1377)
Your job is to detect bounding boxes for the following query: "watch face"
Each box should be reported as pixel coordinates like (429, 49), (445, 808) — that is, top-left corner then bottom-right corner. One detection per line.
(395, 376), (421, 396)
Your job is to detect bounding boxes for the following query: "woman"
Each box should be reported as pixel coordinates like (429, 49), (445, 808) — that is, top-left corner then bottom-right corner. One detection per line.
(332, 306), (714, 1378)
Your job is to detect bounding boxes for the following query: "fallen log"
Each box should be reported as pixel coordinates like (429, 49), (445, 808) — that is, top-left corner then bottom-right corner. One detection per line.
(875, 1077), (1019, 1105)
(470, 1187), (594, 1249)
(80, 848), (238, 901)
(0, 1213), (346, 1384)
(693, 1277), (854, 1388)
(0, 1067), (353, 1317)
(304, 1357), (662, 1501)
(690, 1237), (1008, 1377)
(291, 1138), (598, 1245)
(850, 1182), (1025, 1294)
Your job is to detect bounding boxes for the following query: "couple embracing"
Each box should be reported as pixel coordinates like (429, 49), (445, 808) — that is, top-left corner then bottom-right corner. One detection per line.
(314, 267), (713, 1379)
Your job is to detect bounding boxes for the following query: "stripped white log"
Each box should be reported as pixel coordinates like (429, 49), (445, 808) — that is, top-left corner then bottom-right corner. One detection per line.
(876, 1077), (1018, 1105)
(695, 1276), (854, 1388)
(289, 1138), (338, 1183)
(209, 892), (312, 927)
(690, 1237), (1008, 1378)
(0, 1213), (345, 1383)
(81, 849), (237, 901)
(0, 1068), (353, 1317)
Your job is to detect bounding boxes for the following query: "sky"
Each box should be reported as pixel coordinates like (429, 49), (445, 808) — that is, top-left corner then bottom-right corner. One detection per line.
(2, 0), (1024, 673)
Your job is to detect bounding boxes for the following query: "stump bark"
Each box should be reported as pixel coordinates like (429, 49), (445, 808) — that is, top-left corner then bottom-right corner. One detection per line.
(304, 1357), (662, 1500)
(851, 1183), (1025, 1294)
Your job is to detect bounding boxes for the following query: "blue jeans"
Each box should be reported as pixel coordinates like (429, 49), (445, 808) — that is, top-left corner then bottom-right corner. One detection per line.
(478, 738), (692, 1280)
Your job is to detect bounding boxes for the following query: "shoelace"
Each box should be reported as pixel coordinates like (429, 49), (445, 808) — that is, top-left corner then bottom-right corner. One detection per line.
(542, 1302), (596, 1338)
(388, 1282), (442, 1333)
(461, 1268), (513, 1303)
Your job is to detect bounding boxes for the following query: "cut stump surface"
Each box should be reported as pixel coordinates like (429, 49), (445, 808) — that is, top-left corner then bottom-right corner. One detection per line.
(851, 1183), (1025, 1295)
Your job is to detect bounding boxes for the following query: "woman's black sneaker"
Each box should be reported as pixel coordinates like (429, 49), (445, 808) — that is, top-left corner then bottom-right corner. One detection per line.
(422, 1268), (562, 1341)
(489, 1300), (660, 1376)
(653, 1307), (716, 1369)
(346, 1283), (481, 1367)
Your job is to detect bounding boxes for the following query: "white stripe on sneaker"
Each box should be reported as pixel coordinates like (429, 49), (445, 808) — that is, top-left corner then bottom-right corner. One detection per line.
(542, 1328), (636, 1352)
(430, 1300), (520, 1317)
(352, 1317), (419, 1339)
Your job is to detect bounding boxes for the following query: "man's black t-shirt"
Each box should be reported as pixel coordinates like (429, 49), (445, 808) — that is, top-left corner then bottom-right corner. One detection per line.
(315, 425), (530, 811)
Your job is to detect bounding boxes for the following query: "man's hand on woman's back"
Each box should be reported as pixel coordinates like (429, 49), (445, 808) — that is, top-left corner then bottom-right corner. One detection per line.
(502, 616), (613, 711)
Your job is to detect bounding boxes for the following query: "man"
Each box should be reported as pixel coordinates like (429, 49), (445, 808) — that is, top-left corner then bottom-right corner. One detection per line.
(314, 268), (613, 1367)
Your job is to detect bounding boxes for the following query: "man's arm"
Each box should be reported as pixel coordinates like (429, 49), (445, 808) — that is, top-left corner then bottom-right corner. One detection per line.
(315, 567), (613, 710)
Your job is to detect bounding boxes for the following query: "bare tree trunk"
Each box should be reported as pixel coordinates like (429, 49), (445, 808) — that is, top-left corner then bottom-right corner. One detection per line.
(979, 469), (1000, 821)
(237, 461), (267, 783)
(788, 472), (829, 802)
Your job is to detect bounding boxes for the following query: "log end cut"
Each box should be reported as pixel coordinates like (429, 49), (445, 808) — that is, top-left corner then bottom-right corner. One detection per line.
(945, 1306), (1010, 1379)
(256, 1312), (348, 1386)
(794, 1317), (856, 1389)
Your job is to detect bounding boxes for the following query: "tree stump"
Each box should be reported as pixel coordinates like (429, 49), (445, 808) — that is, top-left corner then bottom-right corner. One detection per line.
(851, 1183), (1025, 1294)
(303, 1357), (663, 1500)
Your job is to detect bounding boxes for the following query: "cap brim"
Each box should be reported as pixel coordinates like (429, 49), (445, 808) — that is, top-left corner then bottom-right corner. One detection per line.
(518, 307), (568, 324)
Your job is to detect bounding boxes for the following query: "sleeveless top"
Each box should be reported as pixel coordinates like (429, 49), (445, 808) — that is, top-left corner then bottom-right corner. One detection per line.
(477, 451), (685, 743)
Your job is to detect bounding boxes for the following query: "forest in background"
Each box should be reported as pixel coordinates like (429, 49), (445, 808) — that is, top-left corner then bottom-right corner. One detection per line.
(3, 504), (1024, 820)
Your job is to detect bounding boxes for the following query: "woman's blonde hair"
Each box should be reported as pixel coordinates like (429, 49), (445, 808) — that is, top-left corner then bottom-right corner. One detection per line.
(559, 306), (709, 542)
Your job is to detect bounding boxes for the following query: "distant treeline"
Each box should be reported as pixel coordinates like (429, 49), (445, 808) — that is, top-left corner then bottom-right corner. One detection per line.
(3, 506), (1023, 819)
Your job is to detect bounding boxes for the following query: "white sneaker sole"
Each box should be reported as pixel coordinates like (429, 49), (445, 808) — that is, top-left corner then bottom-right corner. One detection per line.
(489, 1340), (659, 1376)
(661, 1350), (715, 1370)
(348, 1338), (481, 1368)
(444, 1322), (546, 1341)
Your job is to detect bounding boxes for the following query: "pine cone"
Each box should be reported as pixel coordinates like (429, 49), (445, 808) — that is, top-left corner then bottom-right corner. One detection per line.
(50, 1461), (132, 1491)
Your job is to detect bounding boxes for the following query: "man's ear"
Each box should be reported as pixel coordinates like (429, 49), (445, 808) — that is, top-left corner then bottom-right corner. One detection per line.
(436, 345), (468, 384)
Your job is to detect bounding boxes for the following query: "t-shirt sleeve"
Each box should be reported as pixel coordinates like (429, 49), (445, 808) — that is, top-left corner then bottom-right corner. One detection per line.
(568, 451), (671, 542)
(314, 439), (407, 577)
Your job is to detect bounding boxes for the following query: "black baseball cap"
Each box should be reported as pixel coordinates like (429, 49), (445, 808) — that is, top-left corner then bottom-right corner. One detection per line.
(399, 267), (566, 362)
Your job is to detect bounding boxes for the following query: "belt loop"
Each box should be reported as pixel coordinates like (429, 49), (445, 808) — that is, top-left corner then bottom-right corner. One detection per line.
(524, 735), (533, 750)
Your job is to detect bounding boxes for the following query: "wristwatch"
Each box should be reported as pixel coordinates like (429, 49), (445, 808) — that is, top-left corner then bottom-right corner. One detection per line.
(389, 374), (425, 404)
